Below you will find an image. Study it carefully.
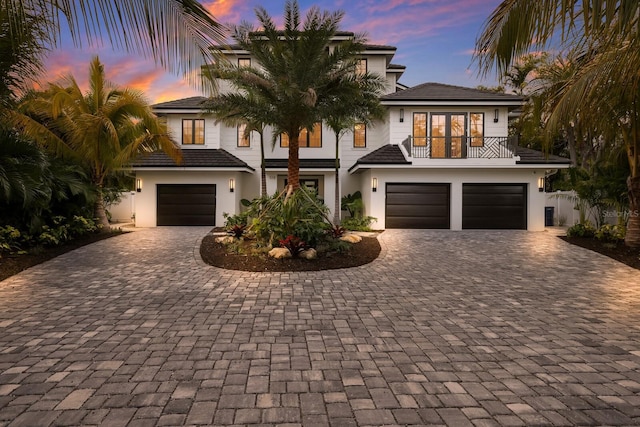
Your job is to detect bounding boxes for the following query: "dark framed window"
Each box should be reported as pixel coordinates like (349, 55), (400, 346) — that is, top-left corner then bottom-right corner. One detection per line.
(280, 123), (322, 147)
(470, 113), (484, 147)
(354, 123), (366, 147)
(238, 58), (251, 67)
(182, 119), (205, 145)
(356, 59), (367, 75)
(237, 124), (250, 147)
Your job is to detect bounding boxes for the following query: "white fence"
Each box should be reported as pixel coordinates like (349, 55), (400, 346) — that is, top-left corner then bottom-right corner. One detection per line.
(545, 190), (620, 227)
(107, 192), (136, 223)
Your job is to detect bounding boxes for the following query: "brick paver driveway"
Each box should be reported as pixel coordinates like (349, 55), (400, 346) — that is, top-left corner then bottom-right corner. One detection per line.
(1, 228), (640, 426)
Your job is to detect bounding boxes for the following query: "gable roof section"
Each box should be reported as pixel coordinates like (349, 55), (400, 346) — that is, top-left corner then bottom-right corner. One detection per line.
(348, 145), (410, 172)
(515, 146), (571, 165)
(381, 82), (523, 106)
(131, 149), (254, 171)
(152, 96), (208, 113)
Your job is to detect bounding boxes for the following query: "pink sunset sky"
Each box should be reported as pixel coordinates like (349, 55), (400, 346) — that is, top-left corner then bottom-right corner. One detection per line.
(42, 0), (504, 104)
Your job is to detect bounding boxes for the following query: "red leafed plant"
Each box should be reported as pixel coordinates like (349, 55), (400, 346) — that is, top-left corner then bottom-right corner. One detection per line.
(278, 235), (307, 257)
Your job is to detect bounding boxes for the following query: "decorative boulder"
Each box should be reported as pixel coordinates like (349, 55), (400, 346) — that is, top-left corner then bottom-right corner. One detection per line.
(215, 236), (236, 244)
(340, 234), (362, 243)
(299, 248), (317, 260)
(268, 247), (292, 259)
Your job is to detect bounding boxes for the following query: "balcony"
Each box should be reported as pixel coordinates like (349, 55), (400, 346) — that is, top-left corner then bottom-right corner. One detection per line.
(401, 136), (517, 159)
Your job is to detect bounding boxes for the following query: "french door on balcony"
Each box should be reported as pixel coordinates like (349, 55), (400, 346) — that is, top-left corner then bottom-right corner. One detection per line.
(430, 113), (466, 158)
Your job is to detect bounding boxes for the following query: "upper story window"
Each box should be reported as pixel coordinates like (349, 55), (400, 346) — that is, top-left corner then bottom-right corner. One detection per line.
(356, 59), (367, 75)
(413, 113), (427, 146)
(237, 124), (250, 147)
(354, 123), (366, 147)
(238, 58), (251, 67)
(281, 123), (322, 147)
(182, 119), (205, 145)
(470, 113), (484, 147)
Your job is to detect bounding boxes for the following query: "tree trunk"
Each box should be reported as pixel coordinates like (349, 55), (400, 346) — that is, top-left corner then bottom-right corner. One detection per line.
(94, 184), (111, 232)
(625, 175), (640, 247)
(260, 134), (267, 197)
(287, 132), (300, 192)
(334, 133), (340, 225)
(566, 125), (578, 167)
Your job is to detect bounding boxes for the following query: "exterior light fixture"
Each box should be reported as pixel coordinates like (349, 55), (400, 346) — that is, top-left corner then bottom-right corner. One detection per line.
(494, 108), (499, 123)
(136, 178), (142, 192)
(229, 178), (235, 193)
(372, 177), (378, 192)
(399, 109), (404, 123)
(538, 176), (545, 192)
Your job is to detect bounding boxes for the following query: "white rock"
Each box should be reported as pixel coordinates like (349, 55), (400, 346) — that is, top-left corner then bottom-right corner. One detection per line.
(340, 234), (362, 243)
(268, 247), (292, 259)
(215, 236), (236, 244)
(299, 248), (317, 260)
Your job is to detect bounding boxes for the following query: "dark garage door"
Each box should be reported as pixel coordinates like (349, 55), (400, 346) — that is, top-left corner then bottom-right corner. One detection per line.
(386, 183), (450, 229)
(157, 184), (216, 226)
(462, 184), (526, 229)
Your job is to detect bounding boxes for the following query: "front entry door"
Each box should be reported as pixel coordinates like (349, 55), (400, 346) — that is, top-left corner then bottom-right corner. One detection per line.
(431, 113), (466, 158)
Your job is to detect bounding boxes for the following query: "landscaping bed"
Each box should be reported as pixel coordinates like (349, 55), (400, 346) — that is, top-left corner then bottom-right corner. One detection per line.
(560, 236), (640, 270)
(0, 231), (124, 282)
(200, 233), (382, 272)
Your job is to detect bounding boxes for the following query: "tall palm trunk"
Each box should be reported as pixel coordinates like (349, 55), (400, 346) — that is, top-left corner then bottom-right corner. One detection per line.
(287, 133), (300, 192)
(94, 184), (111, 231)
(260, 133), (267, 197)
(626, 175), (640, 247)
(334, 133), (340, 225)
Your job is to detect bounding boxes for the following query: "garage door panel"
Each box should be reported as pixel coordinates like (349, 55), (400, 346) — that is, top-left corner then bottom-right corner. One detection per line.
(386, 204), (449, 217)
(386, 193), (449, 206)
(386, 183), (450, 229)
(157, 184), (216, 226)
(462, 184), (526, 229)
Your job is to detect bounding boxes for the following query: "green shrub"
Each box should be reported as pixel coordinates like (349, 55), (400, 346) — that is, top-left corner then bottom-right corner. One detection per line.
(595, 224), (625, 242)
(0, 226), (22, 254)
(566, 222), (596, 238)
(248, 188), (331, 247)
(341, 216), (376, 231)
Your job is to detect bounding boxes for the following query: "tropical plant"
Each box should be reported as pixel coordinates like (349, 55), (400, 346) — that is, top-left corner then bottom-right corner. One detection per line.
(326, 88), (385, 224)
(341, 216), (376, 232)
(246, 188), (331, 248)
(203, 0), (385, 194)
(474, 0), (640, 247)
(341, 191), (364, 218)
(14, 56), (182, 230)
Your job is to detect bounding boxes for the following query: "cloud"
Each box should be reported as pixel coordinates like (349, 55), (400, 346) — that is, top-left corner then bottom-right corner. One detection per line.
(203, 0), (249, 24)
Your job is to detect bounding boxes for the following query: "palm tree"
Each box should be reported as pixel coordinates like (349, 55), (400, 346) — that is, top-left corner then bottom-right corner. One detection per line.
(474, 0), (640, 247)
(13, 56), (181, 230)
(204, 0), (384, 193)
(2, 0), (226, 88)
(326, 88), (385, 224)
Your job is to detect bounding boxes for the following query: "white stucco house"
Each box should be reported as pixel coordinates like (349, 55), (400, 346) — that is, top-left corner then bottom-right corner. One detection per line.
(131, 32), (570, 230)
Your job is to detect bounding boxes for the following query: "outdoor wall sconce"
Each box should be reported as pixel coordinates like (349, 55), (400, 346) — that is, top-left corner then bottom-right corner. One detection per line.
(229, 178), (235, 193)
(538, 176), (545, 192)
(372, 177), (378, 192)
(494, 108), (499, 123)
(136, 178), (142, 192)
(399, 108), (404, 123)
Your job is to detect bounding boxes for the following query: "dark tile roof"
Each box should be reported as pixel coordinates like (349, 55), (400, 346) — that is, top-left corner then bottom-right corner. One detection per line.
(131, 149), (254, 170)
(152, 97), (208, 110)
(381, 82), (524, 102)
(515, 146), (571, 165)
(265, 158), (337, 169)
(349, 145), (410, 171)
(387, 63), (406, 70)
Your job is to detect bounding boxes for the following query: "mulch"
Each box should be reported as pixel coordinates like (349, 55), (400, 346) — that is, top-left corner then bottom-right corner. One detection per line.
(560, 236), (640, 270)
(199, 234), (382, 272)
